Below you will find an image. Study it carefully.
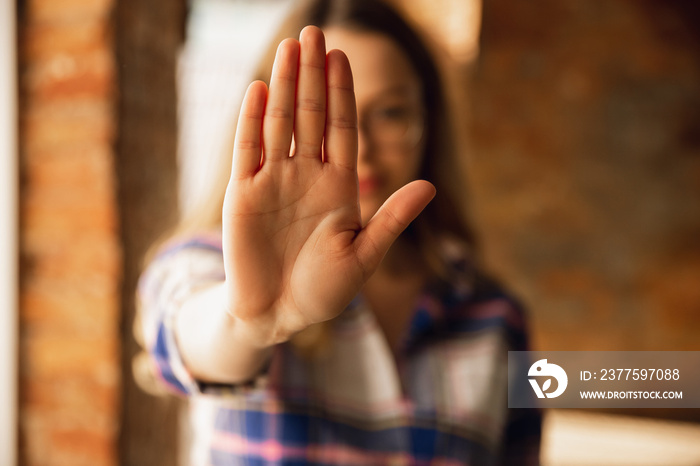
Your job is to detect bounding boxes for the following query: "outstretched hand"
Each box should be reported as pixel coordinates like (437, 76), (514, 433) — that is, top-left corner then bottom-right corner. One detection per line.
(222, 26), (435, 347)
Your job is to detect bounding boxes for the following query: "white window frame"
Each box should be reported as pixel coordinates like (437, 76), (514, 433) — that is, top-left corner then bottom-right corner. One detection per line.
(0, 0), (18, 464)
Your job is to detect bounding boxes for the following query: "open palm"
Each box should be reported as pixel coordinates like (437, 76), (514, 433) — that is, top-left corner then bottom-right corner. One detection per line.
(222, 26), (435, 346)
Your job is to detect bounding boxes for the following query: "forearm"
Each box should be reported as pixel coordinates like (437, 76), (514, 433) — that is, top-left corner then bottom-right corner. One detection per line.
(174, 282), (275, 385)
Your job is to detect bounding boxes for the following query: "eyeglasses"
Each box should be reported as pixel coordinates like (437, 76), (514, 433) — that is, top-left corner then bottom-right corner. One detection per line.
(359, 103), (425, 148)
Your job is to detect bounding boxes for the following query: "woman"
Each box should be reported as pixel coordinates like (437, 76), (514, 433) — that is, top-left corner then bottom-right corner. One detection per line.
(137, 0), (541, 464)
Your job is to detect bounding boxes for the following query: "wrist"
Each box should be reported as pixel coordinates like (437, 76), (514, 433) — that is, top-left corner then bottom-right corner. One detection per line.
(221, 284), (295, 349)
(175, 282), (276, 384)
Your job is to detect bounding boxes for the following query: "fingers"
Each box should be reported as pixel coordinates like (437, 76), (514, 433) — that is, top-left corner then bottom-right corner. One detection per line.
(248, 26), (354, 176)
(263, 38), (299, 163)
(354, 181), (437, 275)
(324, 49), (357, 170)
(231, 80), (267, 179)
(293, 26), (327, 162)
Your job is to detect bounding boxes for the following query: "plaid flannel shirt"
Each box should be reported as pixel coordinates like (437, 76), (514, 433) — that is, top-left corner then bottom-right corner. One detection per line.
(137, 233), (541, 465)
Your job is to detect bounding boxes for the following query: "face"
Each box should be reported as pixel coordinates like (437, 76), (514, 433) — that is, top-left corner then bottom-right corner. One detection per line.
(324, 27), (426, 225)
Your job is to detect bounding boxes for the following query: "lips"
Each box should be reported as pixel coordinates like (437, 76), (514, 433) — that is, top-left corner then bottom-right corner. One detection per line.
(358, 176), (380, 196)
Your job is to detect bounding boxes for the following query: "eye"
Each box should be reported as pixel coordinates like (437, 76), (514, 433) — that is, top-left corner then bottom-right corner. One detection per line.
(374, 106), (411, 121)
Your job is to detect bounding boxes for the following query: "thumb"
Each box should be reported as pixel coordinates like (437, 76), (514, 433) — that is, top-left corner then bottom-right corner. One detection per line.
(354, 180), (436, 276)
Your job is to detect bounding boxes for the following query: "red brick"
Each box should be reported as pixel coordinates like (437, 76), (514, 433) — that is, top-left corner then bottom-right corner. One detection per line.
(20, 0), (119, 463)
(21, 285), (119, 337)
(22, 99), (114, 152)
(643, 260), (700, 330)
(23, 240), (120, 282)
(471, 0), (700, 356)
(23, 21), (109, 59)
(25, 0), (112, 25)
(22, 202), (118, 242)
(23, 49), (114, 100)
(49, 427), (117, 466)
(24, 147), (115, 192)
(21, 408), (118, 466)
(22, 378), (119, 424)
(22, 335), (119, 382)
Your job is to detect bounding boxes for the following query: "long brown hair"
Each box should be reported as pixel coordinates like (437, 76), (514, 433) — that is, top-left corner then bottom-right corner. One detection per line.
(177, 0), (478, 277)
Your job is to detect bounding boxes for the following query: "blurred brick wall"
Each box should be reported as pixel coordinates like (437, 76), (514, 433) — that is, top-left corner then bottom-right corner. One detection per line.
(468, 1), (700, 352)
(18, 0), (121, 464)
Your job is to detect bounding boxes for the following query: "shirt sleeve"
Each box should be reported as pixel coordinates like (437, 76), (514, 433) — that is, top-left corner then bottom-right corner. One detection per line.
(136, 234), (231, 397)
